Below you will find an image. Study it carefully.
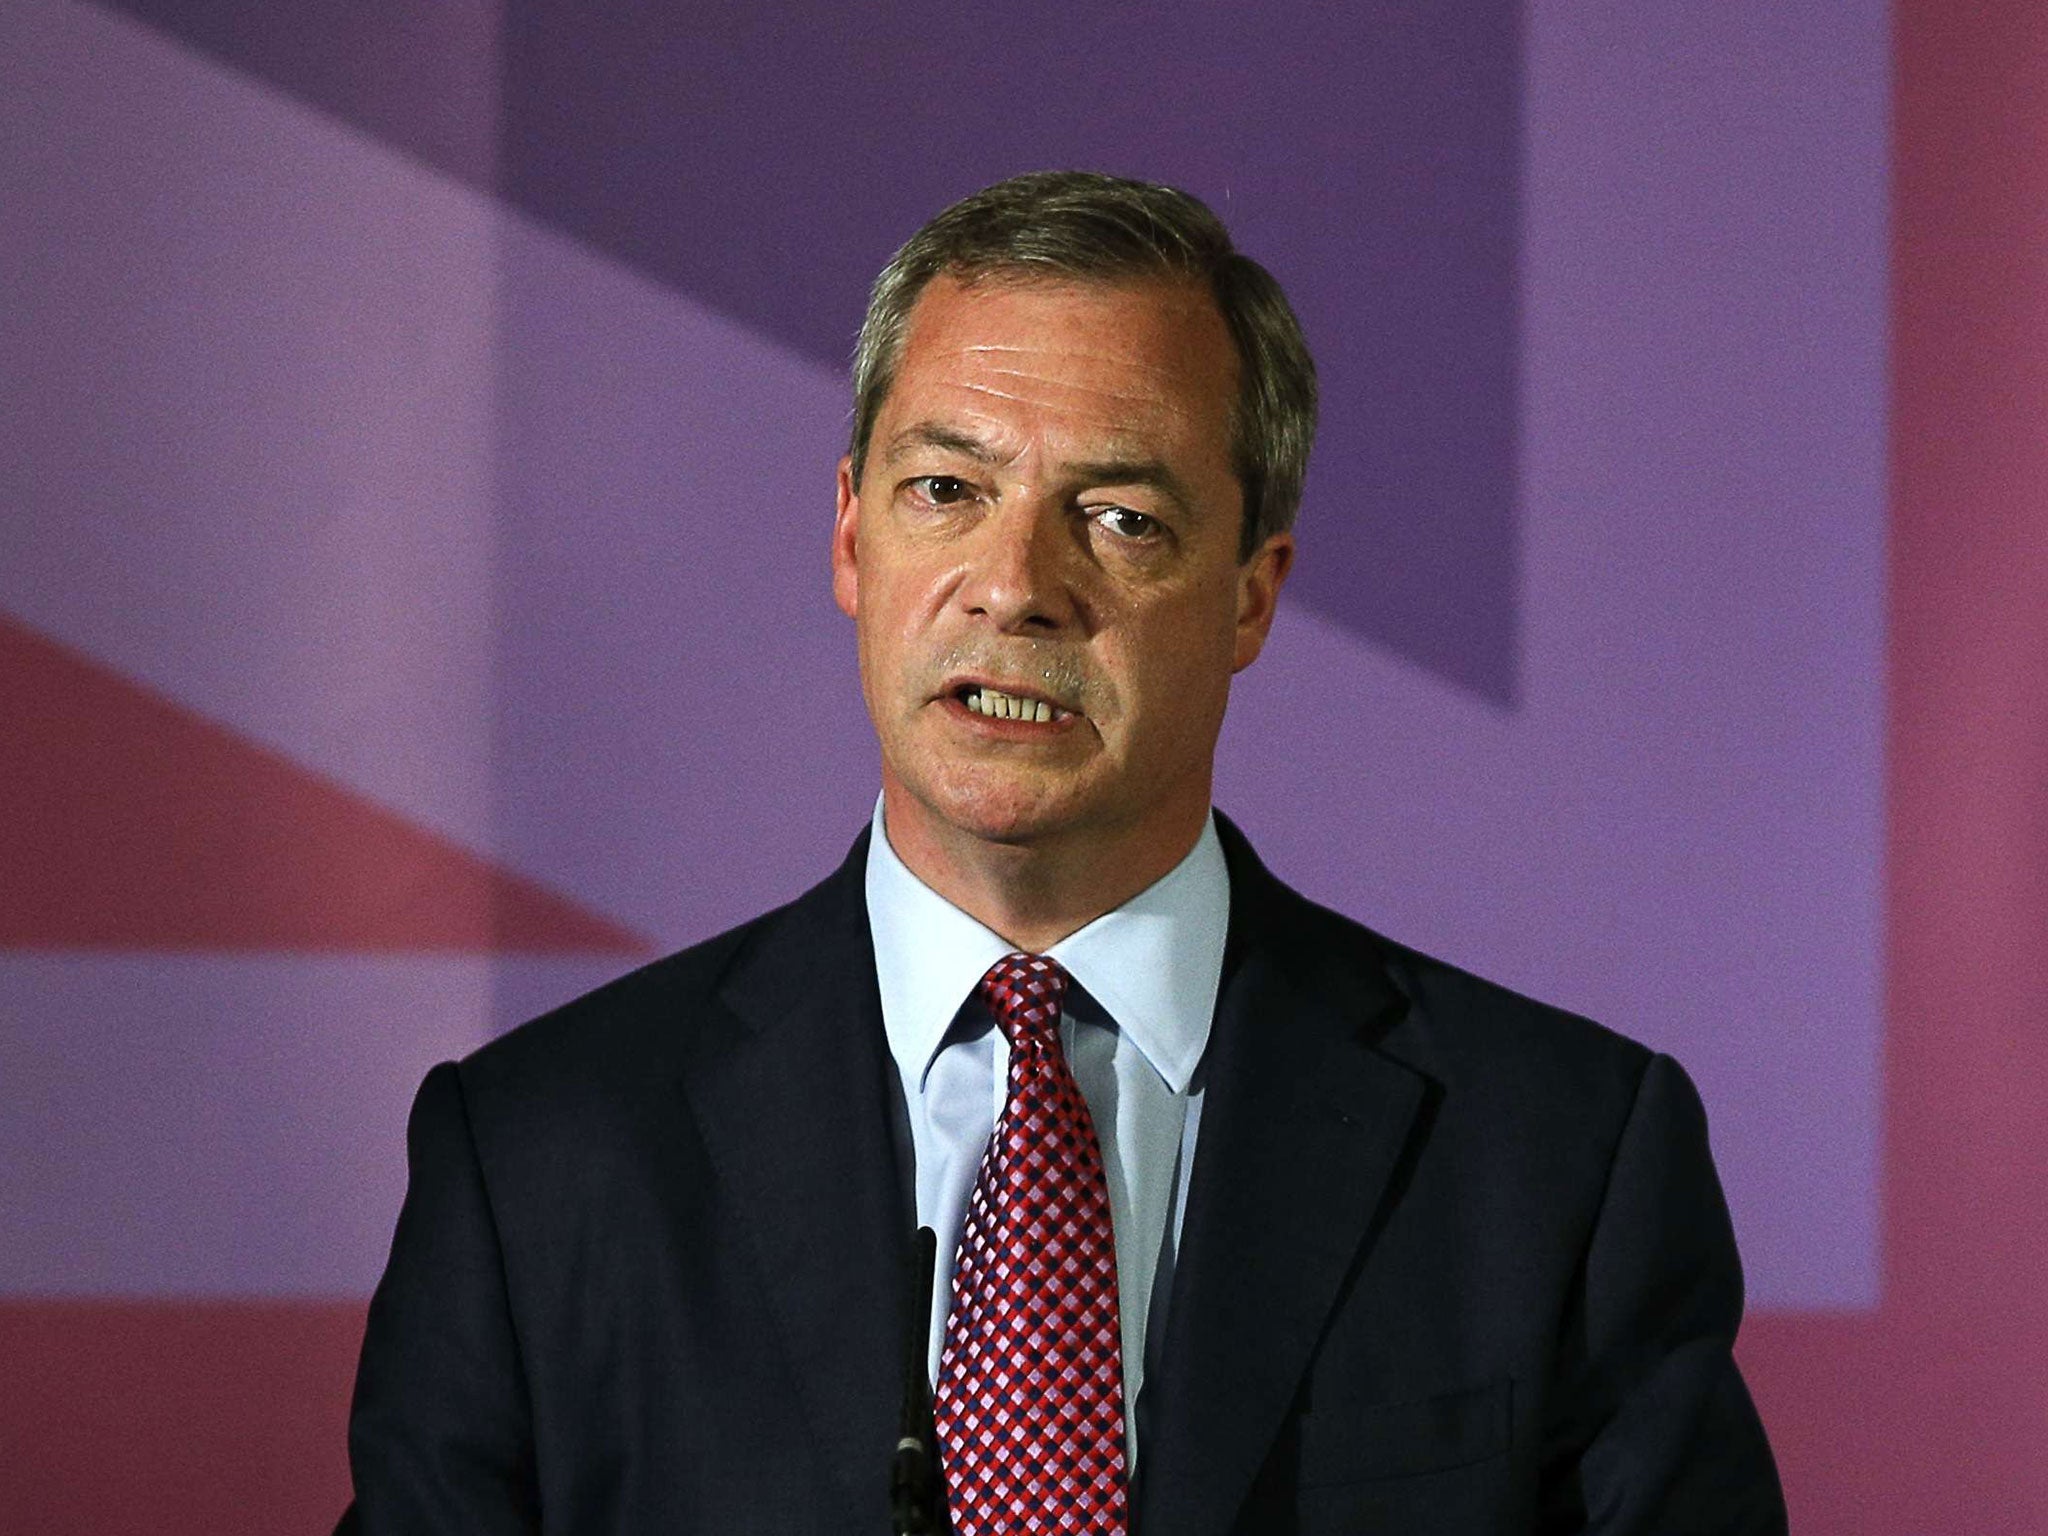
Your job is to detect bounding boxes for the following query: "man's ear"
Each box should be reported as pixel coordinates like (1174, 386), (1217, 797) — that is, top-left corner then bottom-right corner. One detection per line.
(832, 456), (861, 620)
(1232, 531), (1294, 672)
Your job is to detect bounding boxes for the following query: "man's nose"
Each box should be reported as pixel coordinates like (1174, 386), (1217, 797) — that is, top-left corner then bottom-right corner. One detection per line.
(959, 496), (1077, 633)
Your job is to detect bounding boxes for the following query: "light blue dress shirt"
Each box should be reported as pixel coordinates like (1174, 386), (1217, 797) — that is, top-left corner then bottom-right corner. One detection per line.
(865, 801), (1230, 1472)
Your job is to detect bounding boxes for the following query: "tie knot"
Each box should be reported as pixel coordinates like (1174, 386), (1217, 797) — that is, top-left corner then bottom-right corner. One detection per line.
(978, 953), (1068, 1049)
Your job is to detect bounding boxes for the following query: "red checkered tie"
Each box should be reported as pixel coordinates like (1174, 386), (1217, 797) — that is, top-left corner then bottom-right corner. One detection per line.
(934, 953), (1129, 1534)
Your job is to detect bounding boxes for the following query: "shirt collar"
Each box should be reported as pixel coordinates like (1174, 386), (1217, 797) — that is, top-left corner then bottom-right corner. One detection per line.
(865, 799), (1229, 1095)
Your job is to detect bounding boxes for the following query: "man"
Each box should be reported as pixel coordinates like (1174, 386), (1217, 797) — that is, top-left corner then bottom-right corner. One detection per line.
(341, 172), (1785, 1533)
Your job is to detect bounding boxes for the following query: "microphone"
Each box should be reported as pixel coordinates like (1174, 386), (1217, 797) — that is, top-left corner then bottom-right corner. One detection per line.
(890, 1226), (946, 1535)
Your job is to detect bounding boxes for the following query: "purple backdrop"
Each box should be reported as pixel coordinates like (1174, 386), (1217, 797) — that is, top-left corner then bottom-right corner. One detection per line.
(1, 0), (1882, 1315)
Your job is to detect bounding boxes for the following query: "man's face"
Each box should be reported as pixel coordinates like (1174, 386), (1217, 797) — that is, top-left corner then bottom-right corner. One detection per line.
(832, 273), (1292, 868)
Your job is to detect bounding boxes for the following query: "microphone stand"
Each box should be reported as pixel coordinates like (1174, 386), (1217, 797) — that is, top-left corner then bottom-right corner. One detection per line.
(890, 1227), (947, 1535)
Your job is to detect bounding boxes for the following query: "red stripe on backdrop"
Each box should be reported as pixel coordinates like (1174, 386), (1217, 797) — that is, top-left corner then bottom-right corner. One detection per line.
(0, 1301), (365, 1534)
(0, 614), (649, 953)
(1736, 0), (2048, 1528)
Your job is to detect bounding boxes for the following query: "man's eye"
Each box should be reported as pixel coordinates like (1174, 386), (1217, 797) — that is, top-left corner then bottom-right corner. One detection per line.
(913, 475), (973, 504)
(1093, 505), (1162, 541)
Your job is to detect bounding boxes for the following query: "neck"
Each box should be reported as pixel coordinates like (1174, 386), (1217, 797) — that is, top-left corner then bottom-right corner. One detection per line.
(880, 790), (1209, 953)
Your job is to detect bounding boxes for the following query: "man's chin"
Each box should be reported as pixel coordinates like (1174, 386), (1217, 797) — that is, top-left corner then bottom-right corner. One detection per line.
(890, 765), (1096, 851)
(933, 792), (1080, 849)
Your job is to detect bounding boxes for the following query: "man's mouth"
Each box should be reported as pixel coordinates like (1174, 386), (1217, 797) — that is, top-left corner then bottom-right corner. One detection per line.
(952, 683), (1075, 724)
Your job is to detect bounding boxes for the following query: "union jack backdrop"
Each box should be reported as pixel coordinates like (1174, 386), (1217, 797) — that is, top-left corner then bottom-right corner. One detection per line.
(2, 0), (2043, 1529)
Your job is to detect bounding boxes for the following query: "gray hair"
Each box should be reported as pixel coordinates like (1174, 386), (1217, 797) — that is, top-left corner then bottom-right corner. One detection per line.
(848, 171), (1318, 559)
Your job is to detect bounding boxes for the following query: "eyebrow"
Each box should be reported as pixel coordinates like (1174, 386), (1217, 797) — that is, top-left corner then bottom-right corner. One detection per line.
(882, 422), (1200, 517)
(1061, 457), (1197, 517)
(880, 422), (998, 466)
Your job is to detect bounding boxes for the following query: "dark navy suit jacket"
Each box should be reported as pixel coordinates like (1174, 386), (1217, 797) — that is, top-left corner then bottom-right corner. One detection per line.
(340, 816), (1785, 1533)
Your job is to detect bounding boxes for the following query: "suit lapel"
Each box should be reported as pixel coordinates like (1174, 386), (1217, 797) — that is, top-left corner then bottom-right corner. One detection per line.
(672, 831), (912, 1521)
(1138, 822), (1432, 1536)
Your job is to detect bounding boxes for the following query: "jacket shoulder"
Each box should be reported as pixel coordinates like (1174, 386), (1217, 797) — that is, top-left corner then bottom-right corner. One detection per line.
(1218, 813), (1655, 1116)
(456, 830), (870, 1105)
(470, 920), (751, 1077)
(1371, 923), (1654, 1096)
(1262, 879), (1677, 1241)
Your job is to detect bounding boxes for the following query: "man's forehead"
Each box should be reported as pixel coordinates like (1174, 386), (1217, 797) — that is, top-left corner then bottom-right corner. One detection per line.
(900, 269), (1226, 347)
(878, 418), (1173, 468)
(880, 275), (1237, 432)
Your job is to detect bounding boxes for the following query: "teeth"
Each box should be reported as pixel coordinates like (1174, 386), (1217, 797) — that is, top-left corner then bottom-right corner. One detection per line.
(969, 687), (1057, 723)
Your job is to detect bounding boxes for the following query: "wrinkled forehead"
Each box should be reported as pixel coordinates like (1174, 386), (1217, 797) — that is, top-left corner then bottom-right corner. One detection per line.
(881, 273), (1241, 451)
(903, 268), (1232, 359)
